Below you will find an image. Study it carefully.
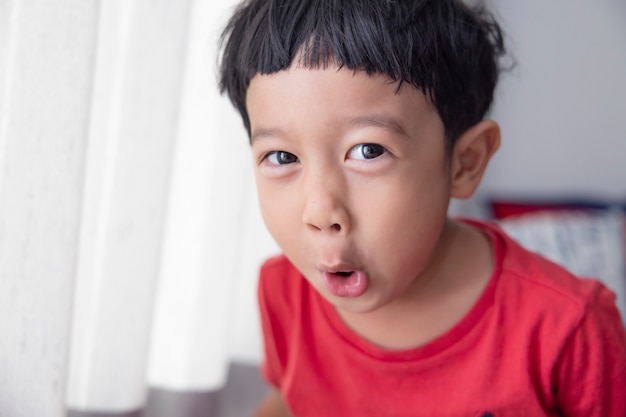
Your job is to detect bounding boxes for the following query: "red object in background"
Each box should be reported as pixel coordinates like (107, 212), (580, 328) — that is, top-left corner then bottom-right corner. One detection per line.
(489, 199), (612, 220)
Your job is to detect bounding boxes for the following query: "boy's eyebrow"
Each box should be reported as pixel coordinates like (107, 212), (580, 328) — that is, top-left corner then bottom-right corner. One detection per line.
(250, 127), (287, 144)
(347, 115), (409, 138)
(250, 115), (409, 143)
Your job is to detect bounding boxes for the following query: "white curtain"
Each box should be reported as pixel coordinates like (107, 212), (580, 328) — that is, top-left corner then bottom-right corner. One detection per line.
(66, 0), (278, 414)
(66, 0), (189, 411)
(0, 0), (275, 414)
(0, 1), (98, 416)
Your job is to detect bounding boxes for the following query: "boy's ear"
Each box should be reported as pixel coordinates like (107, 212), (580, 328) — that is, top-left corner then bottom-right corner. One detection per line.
(450, 120), (500, 199)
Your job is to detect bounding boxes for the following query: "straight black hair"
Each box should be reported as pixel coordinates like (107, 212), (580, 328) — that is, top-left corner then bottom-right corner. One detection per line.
(218, 0), (506, 149)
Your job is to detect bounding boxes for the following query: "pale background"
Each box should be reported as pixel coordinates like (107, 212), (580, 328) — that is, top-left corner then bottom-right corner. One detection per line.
(0, 0), (624, 415)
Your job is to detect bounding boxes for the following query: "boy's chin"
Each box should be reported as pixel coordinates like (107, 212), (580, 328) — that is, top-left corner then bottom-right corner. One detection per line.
(321, 290), (383, 316)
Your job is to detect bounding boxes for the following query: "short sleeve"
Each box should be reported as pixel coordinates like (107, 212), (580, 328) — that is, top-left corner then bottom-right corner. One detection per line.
(258, 269), (283, 388)
(554, 284), (626, 416)
(257, 255), (295, 389)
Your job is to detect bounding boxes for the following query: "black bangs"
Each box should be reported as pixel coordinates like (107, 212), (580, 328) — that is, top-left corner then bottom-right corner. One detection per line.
(219, 0), (506, 146)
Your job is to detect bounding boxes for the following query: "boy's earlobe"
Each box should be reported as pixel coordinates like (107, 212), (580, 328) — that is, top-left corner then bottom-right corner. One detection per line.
(450, 120), (501, 199)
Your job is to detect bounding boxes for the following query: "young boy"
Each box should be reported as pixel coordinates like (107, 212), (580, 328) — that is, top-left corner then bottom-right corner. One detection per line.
(218, 0), (626, 415)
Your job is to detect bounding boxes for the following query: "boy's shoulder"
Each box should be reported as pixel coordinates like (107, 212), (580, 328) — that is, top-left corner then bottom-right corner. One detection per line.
(258, 253), (309, 316)
(259, 253), (302, 294)
(491, 219), (613, 298)
(260, 253), (295, 275)
(473, 219), (621, 329)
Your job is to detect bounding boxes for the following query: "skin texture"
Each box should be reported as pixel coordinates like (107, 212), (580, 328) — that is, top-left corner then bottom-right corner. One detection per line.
(246, 64), (501, 415)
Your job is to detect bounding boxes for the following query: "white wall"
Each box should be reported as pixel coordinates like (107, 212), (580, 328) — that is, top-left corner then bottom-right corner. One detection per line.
(475, 0), (626, 207)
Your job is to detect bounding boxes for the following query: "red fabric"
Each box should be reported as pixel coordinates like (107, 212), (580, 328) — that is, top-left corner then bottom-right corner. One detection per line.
(489, 200), (605, 220)
(258, 221), (626, 417)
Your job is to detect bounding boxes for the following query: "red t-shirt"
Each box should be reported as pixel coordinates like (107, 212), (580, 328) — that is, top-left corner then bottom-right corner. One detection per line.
(258, 221), (626, 416)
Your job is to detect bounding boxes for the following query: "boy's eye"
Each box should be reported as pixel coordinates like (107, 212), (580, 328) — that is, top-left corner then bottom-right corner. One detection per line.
(347, 143), (386, 160)
(265, 151), (299, 165)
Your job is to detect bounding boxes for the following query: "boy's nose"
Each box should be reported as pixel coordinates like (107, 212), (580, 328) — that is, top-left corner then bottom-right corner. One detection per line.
(301, 173), (350, 234)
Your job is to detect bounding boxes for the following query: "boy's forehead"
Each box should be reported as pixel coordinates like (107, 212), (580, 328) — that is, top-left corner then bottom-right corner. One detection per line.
(247, 66), (436, 118)
(249, 66), (400, 105)
(246, 65), (443, 140)
(251, 64), (401, 98)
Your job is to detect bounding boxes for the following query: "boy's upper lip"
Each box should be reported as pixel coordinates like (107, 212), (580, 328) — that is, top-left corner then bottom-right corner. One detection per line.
(314, 240), (363, 272)
(317, 262), (362, 273)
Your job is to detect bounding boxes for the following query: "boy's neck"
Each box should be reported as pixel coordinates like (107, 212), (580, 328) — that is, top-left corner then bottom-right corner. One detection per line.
(336, 219), (494, 351)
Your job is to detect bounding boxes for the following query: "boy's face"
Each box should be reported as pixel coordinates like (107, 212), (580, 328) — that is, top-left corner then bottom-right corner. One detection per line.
(246, 65), (454, 314)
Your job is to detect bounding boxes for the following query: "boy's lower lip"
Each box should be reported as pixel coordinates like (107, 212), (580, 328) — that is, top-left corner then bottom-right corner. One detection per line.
(321, 270), (369, 298)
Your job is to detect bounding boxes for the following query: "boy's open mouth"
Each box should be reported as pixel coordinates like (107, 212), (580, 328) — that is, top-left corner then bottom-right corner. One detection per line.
(320, 269), (368, 298)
